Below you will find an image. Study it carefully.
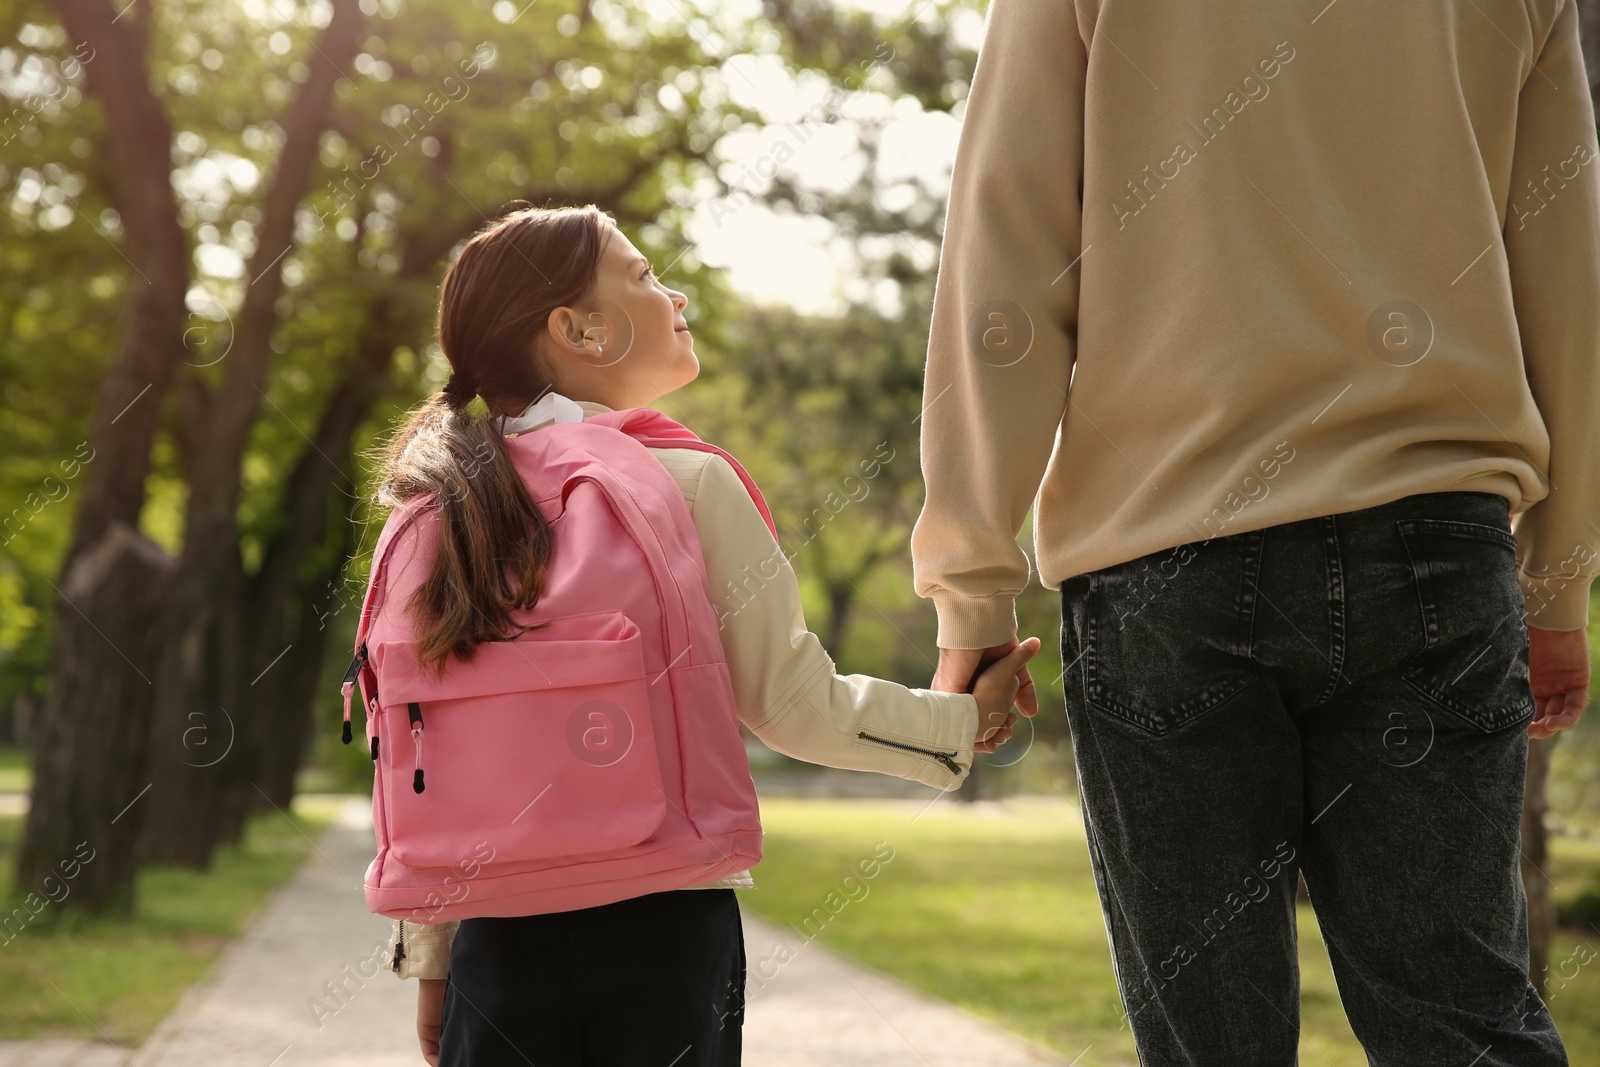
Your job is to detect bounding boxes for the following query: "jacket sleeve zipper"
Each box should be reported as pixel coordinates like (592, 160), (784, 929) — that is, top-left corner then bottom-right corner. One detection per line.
(391, 919), (406, 973)
(856, 730), (964, 777)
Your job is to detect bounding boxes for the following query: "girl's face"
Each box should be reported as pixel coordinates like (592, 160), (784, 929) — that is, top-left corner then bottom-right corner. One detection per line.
(542, 223), (698, 409)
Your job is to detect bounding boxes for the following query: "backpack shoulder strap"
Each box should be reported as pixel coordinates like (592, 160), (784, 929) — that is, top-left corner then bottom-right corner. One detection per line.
(582, 408), (778, 541)
(354, 498), (432, 654)
(338, 498), (430, 742)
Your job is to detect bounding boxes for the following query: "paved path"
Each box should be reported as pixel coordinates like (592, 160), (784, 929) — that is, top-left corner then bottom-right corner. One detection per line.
(3, 797), (1070, 1066)
(0, 1043), (128, 1066)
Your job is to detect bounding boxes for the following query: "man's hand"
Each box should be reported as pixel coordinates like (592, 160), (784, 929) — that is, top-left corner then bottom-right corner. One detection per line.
(418, 977), (446, 1066)
(934, 637), (1041, 753)
(1527, 624), (1590, 739)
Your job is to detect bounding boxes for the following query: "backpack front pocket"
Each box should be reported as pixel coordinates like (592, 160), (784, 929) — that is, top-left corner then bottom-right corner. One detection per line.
(373, 609), (668, 871)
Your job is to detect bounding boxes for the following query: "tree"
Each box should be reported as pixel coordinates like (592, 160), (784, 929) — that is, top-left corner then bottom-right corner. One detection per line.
(4, 0), (985, 914)
(7, 0), (767, 909)
(12, 0), (230, 916)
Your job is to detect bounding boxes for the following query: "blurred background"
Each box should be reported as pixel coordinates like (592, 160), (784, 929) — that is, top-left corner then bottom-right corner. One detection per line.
(1, 0), (1599, 1063)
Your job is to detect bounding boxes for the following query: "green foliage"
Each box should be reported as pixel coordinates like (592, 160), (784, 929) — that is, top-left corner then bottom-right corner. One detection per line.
(0, 0), (985, 751)
(1559, 883), (1600, 929)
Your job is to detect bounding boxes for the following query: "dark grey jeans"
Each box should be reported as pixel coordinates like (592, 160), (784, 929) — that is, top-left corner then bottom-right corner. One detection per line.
(1059, 490), (1569, 1066)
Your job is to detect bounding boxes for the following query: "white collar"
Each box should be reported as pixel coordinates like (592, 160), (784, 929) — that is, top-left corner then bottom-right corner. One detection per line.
(497, 391), (614, 437)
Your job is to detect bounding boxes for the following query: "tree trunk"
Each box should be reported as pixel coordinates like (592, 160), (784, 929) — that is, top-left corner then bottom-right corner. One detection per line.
(15, 0), (191, 913)
(235, 448), (353, 814)
(821, 581), (854, 662)
(958, 756), (982, 803)
(13, 524), (174, 918)
(252, 552), (349, 809)
(136, 0), (365, 867)
(135, 554), (253, 869)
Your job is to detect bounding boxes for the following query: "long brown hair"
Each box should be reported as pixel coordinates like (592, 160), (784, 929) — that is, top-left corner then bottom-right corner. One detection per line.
(368, 203), (613, 675)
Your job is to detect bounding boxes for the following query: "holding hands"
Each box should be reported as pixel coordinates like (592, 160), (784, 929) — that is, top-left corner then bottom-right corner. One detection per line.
(934, 637), (1042, 755)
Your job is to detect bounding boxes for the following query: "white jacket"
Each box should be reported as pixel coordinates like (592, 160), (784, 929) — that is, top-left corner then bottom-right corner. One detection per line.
(383, 393), (981, 979)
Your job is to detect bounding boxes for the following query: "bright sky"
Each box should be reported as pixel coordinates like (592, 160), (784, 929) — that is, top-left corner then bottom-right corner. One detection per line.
(678, 0), (988, 317)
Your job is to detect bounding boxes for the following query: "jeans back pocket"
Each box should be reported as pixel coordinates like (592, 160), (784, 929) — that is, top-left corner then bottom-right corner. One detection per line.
(1082, 541), (1260, 736)
(1396, 517), (1534, 733)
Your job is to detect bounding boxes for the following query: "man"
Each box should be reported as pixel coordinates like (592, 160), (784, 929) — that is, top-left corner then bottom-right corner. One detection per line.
(912, 0), (1595, 1063)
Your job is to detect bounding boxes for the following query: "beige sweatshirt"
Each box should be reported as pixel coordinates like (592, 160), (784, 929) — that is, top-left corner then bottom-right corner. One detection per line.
(911, 0), (1600, 645)
(385, 396), (980, 979)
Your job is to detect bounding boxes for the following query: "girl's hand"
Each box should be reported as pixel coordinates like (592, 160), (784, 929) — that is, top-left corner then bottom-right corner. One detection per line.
(932, 640), (1041, 719)
(971, 637), (1042, 753)
(418, 978), (446, 1065)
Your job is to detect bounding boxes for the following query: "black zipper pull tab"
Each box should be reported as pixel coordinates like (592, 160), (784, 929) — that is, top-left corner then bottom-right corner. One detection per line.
(391, 919), (406, 973)
(339, 644), (368, 745)
(409, 701), (425, 793)
(340, 644), (368, 686)
(370, 735), (380, 761)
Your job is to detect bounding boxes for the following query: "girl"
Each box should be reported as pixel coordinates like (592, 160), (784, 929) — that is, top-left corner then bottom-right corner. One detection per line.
(366, 203), (1039, 1067)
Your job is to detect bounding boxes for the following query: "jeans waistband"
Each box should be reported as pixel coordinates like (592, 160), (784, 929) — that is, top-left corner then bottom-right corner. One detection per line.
(1261, 490), (1511, 540)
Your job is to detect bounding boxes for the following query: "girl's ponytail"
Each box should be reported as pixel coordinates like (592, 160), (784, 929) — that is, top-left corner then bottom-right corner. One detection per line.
(367, 203), (612, 676)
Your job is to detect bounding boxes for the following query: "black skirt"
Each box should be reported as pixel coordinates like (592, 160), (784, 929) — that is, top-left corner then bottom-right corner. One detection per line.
(438, 888), (745, 1066)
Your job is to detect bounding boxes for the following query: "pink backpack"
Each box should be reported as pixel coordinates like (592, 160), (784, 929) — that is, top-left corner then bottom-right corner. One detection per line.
(339, 407), (772, 925)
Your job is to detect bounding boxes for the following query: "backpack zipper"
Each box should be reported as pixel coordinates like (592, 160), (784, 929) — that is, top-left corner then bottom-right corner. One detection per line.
(391, 918), (406, 973)
(857, 730), (963, 776)
(339, 643), (368, 745)
(409, 701), (425, 793)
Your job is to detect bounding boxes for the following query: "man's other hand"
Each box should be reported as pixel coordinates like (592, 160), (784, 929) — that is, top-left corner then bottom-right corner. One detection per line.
(1528, 623), (1590, 739)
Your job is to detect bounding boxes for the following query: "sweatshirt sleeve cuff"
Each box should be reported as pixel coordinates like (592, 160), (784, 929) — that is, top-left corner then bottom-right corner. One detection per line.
(1521, 570), (1595, 632)
(931, 591), (1020, 650)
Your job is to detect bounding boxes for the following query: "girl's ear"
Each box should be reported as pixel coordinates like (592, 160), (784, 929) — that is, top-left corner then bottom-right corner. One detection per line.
(545, 306), (586, 354)
(547, 306), (614, 364)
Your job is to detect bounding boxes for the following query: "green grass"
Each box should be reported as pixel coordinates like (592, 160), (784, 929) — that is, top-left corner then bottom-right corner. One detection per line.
(0, 744), (30, 794)
(741, 796), (1600, 1066)
(0, 795), (339, 1042)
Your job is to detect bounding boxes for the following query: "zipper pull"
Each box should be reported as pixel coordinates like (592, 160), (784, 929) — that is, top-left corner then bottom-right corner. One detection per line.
(855, 730), (966, 778)
(339, 684), (353, 744)
(339, 645), (367, 745)
(340, 644), (367, 686)
(409, 701), (425, 793)
(370, 735), (380, 761)
(391, 919), (406, 973)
